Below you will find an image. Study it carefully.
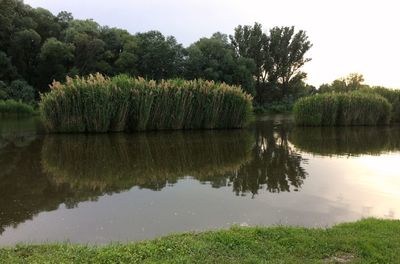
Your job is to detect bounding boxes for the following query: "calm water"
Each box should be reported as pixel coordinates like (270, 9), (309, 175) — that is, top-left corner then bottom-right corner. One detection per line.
(0, 115), (399, 245)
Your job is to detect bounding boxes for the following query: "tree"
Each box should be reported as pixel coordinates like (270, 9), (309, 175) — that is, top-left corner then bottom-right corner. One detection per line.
(8, 29), (41, 83)
(37, 38), (75, 91)
(230, 23), (267, 85)
(64, 19), (108, 74)
(0, 51), (18, 82)
(185, 33), (255, 94)
(31, 7), (61, 40)
(56, 11), (73, 31)
(134, 31), (185, 80)
(231, 23), (312, 104)
(2, 79), (35, 103)
(319, 73), (366, 93)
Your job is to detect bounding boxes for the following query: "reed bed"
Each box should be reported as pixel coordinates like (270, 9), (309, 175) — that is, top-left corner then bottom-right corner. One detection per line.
(293, 92), (392, 126)
(360, 87), (400, 122)
(39, 74), (253, 133)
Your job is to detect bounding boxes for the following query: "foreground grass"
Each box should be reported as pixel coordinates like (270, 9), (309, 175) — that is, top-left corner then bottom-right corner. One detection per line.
(0, 218), (398, 263)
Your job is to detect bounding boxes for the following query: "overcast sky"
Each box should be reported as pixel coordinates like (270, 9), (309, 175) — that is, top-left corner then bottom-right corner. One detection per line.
(25, 0), (400, 88)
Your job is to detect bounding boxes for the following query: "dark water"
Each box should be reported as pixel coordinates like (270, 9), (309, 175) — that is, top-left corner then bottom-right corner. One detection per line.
(0, 115), (399, 245)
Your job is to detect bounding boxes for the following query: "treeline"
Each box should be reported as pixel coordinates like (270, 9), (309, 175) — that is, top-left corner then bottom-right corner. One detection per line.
(0, 0), (313, 107)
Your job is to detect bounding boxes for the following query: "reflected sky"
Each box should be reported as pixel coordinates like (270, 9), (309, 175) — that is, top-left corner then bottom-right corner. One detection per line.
(0, 116), (399, 245)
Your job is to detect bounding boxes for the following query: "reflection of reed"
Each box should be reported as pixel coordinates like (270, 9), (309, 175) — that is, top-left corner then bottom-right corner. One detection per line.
(0, 117), (40, 149)
(42, 131), (253, 192)
(290, 126), (400, 157)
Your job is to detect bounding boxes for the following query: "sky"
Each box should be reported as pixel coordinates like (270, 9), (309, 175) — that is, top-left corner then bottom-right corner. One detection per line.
(25, 0), (400, 88)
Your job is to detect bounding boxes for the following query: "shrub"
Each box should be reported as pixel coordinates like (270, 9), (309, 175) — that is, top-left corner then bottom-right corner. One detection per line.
(39, 74), (253, 133)
(1, 80), (36, 103)
(0, 100), (35, 116)
(293, 92), (392, 126)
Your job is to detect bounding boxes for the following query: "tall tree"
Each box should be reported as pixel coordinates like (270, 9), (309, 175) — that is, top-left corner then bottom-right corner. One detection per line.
(37, 38), (75, 91)
(185, 33), (255, 94)
(134, 31), (185, 80)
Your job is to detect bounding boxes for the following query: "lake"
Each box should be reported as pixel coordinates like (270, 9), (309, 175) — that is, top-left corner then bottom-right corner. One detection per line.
(0, 115), (399, 245)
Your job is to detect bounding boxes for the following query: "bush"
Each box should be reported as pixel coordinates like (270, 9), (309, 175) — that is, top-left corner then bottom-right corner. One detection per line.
(1, 80), (35, 103)
(0, 100), (35, 116)
(39, 74), (253, 133)
(293, 92), (392, 126)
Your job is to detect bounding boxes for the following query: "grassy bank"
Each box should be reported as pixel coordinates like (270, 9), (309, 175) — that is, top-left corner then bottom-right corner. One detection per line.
(0, 218), (398, 263)
(0, 100), (36, 116)
(293, 92), (392, 126)
(40, 74), (253, 133)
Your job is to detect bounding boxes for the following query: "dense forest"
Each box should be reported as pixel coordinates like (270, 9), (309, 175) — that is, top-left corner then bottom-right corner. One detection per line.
(0, 0), (314, 108)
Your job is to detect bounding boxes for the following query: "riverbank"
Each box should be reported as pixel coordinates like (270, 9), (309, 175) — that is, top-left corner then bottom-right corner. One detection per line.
(0, 218), (398, 263)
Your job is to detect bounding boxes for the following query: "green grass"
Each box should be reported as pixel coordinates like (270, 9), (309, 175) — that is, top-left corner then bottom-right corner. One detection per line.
(293, 92), (392, 126)
(0, 100), (36, 116)
(39, 74), (253, 133)
(0, 218), (398, 263)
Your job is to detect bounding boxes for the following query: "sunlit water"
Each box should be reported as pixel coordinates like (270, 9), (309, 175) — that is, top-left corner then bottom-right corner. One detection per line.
(0, 115), (399, 245)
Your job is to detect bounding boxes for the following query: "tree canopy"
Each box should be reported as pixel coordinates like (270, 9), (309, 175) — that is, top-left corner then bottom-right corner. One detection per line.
(0, 0), (313, 105)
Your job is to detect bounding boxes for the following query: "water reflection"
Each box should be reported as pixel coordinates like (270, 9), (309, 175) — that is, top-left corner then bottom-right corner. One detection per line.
(1, 116), (399, 244)
(290, 126), (400, 157)
(42, 131), (253, 193)
(230, 120), (306, 196)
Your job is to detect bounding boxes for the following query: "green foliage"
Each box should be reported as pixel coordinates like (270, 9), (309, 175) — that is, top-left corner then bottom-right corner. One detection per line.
(1, 219), (399, 263)
(0, 80), (35, 103)
(0, 100), (35, 115)
(37, 38), (75, 92)
(39, 74), (253, 133)
(294, 92), (392, 126)
(319, 73), (367, 93)
(0, 0), (313, 106)
(231, 24), (312, 104)
(185, 33), (256, 95)
(134, 31), (186, 80)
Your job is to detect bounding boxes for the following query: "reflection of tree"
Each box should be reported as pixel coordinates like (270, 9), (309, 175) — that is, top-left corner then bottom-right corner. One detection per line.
(0, 117), (311, 235)
(0, 139), (99, 235)
(227, 119), (307, 196)
(290, 126), (400, 157)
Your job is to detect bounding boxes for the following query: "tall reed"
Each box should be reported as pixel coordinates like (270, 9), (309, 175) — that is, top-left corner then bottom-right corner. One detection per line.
(39, 74), (253, 133)
(294, 92), (392, 126)
(360, 86), (400, 122)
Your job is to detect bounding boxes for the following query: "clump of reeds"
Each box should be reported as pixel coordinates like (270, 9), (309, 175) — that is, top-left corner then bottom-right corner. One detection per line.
(39, 74), (253, 133)
(359, 86), (400, 122)
(0, 100), (35, 116)
(293, 92), (392, 126)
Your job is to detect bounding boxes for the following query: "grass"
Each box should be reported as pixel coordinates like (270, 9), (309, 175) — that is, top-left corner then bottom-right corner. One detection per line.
(39, 74), (253, 133)
(0, 100), (36, 116)
(0, 218), (398, 263)
(293, 92), (392, 126)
